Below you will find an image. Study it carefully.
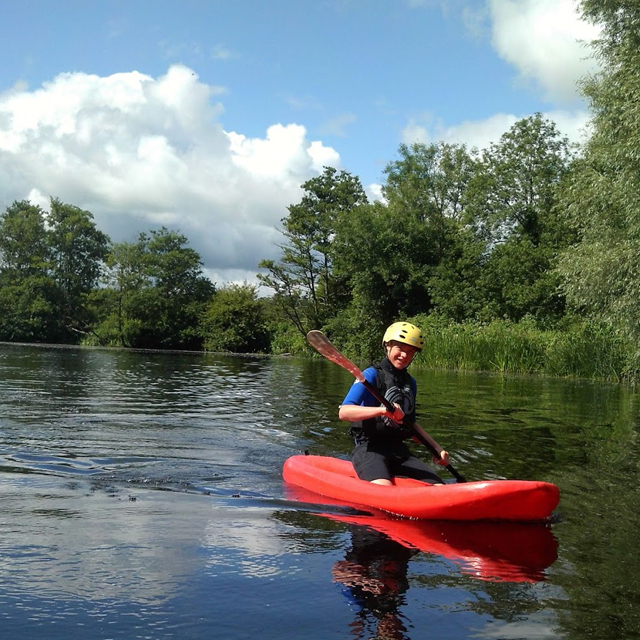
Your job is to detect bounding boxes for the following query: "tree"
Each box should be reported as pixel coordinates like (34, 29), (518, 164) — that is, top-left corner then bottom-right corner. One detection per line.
(333, 201), (435, 322)
(99, 228), (215, 349)
(428, 226), (486, 322)
(333, 143), (479, 326)
(557, 1), (640, 343)
(47, 198), (110, 341)
(0, 200), (50, 274)
(384, 142), (477, 224)
(0, 201), (57, 341)
(201, 283), (269, 353)
(258, 167), (368, 335)
(465, 115), (572, 247)
(463, 115), (575, 323)
(92, 239), (150, 346)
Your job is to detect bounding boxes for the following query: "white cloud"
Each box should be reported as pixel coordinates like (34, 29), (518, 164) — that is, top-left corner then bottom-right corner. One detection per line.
(0, 65), (341, 286)
(401, 108), (591, 150)
(211, 44), (236, 60)
(398, 0), (599, 160)
(319, 113), (357, 137)
(228, 123), (338, 178)
(489, 0), (601, 103)
(365, 182), (384, 203)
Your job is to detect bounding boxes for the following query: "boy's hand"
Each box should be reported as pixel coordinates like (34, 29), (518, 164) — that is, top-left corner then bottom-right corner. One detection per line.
(384, 403), (404, 424)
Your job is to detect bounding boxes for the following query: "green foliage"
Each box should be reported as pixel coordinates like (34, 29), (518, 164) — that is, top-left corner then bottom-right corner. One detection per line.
(465, 114), (573, 246)
(463, 115), (574, 324)
(415, 315), (547, 374)
(410, 313), (633, 381)
(201, 283), (269, 353)
(428, 226), (485, 322)
(97, 227), (214, 350)
(0, 275), (57, 342)
(258, 166), (368, 335)
(0, 201), (57, 341)
(478, 238), (566, 324)
(0, 200), (213, 351)
(334, 200), (434, 322)
(558, 2), (640, 343)
(0, 200), (50, 274)
(545, 319), (630, 381)
(383, 141), (478, 225)
(334, 142), (480, 325)
(47, 198), (110, 341)
(0, 199), (109, 343)
(321, 307), (386, 365)
(266, 321), (308, 355)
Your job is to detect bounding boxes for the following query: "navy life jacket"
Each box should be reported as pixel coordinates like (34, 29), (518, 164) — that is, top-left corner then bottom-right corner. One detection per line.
(349, 358), (417, 444)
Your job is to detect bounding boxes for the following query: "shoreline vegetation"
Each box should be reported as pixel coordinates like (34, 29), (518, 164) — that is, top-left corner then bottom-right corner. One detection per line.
(403, 317), (634, 383)
(267, 316), (636, 384)
(1, 315), (633, 384)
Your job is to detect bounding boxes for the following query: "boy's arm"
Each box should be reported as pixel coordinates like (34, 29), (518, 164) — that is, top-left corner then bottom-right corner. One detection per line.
(412, 422), (450, 466)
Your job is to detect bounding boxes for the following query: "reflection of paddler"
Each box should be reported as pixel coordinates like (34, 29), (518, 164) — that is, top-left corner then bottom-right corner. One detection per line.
(332, 526), (416, 640)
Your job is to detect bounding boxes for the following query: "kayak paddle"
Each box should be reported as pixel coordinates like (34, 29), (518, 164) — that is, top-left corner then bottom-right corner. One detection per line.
(307, 330), (467, 483)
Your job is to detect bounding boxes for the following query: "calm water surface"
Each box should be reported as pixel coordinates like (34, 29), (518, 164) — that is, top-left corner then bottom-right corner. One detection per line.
(0, 344), (639, 639)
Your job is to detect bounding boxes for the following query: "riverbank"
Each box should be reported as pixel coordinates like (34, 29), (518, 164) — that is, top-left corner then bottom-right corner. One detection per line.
(293, 316), (637, 383)
(4, 313), (637, 383)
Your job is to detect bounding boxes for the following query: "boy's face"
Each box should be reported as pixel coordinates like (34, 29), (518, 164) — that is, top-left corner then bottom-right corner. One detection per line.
(385, 340), (419, 369)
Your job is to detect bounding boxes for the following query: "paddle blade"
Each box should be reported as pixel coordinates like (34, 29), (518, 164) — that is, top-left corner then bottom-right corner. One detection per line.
(306, 330), (366, 383)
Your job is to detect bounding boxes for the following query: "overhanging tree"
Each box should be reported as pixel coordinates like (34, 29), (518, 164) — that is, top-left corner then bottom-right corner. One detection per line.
(557, 0), (640, 344)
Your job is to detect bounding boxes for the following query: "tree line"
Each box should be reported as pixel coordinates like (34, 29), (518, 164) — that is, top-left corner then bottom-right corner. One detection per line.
(0, 0), (638, 379)
(0, 194), (275, 352)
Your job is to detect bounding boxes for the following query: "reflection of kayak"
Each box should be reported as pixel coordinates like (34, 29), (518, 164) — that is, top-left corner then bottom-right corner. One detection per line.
(285, 483), (558, 583)
(283, 455), (560, 522)
(331, 512), (558, 583)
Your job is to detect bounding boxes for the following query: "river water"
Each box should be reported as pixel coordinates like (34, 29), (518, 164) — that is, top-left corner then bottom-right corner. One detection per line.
(0, 343), (638, 640)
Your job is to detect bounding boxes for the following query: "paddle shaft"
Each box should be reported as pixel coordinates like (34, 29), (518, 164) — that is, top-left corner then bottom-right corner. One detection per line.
(307, 330), (466, 483)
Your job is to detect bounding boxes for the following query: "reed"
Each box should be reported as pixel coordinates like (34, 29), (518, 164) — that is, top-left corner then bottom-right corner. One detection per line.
(410, 315), (634, 382)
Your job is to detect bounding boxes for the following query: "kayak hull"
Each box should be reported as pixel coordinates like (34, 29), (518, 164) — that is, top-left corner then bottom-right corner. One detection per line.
(283, 455), (559, 522)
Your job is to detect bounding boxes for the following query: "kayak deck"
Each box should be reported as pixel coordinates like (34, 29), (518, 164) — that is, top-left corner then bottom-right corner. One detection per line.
(283, 454), (559, 522)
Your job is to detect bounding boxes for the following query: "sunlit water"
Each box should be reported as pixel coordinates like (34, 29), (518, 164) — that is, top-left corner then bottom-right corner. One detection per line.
(0, 343), (639, 639)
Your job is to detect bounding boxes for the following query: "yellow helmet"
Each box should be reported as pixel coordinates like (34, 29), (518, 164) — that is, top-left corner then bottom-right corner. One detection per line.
(382, 322), (424, 351)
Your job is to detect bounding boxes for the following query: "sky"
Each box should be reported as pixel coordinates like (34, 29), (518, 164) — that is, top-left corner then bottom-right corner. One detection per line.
(0, 0), (601, 288)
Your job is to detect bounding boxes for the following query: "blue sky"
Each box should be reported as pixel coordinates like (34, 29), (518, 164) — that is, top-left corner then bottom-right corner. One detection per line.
(0, 0), (599, 286)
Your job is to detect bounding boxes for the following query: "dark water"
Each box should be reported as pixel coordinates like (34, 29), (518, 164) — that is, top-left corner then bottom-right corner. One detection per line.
(0, 344), (639, 639)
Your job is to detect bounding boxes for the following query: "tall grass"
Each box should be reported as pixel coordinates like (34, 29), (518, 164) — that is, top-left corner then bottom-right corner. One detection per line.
(410, 314), (634, 382)
(270, 312), (635, 383)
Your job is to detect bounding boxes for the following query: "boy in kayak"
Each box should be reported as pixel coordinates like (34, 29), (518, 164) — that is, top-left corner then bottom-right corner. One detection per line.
(338, 321), (450, 486)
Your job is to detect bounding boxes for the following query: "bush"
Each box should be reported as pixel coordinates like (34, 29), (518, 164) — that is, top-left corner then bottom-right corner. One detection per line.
(200, 284), (269, 353)
(267, 322), (308, 355)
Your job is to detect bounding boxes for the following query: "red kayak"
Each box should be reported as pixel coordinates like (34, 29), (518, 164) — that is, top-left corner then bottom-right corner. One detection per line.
(283, 455), (560, 522)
